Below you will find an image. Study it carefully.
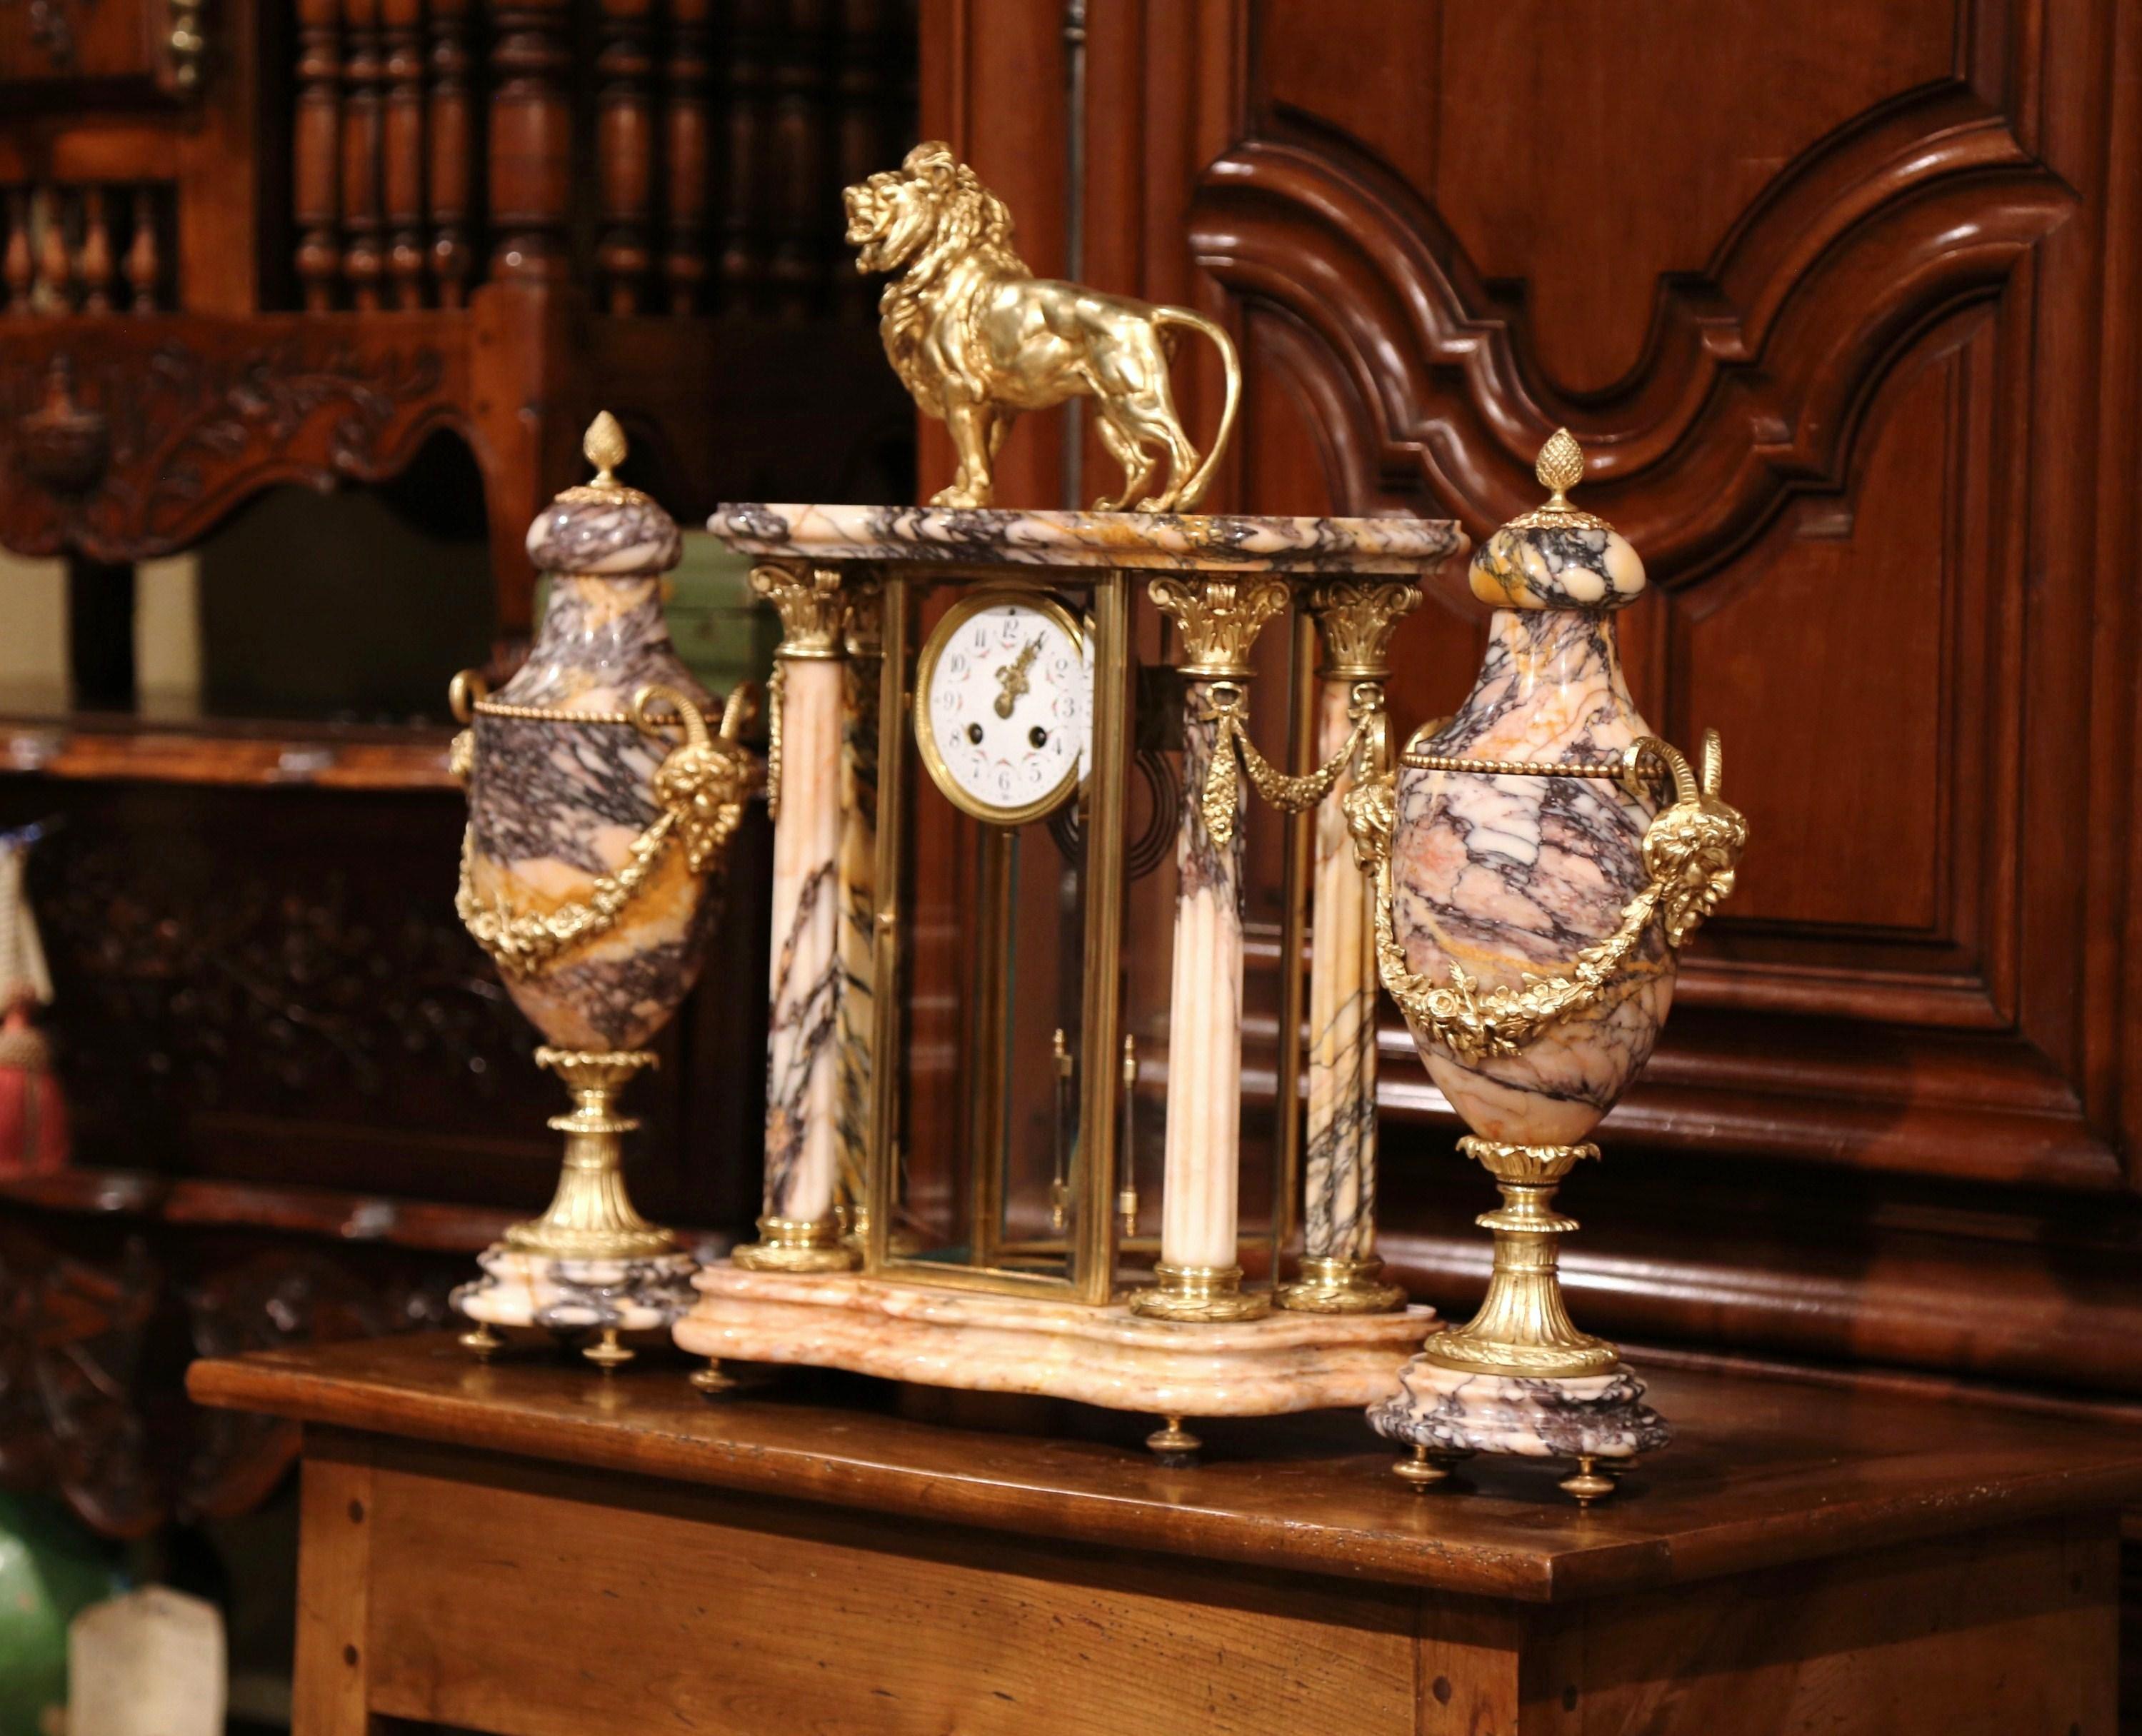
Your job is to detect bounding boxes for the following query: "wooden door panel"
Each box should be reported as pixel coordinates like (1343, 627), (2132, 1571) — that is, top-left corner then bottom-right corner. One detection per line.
(1178, 0), (2113, 1193)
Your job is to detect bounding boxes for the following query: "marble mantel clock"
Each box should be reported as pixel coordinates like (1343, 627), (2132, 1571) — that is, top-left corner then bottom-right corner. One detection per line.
(665, 143), (1475, 1459)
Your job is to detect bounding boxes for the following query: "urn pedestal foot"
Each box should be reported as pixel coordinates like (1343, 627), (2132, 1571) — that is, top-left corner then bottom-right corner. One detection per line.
(451, 1246), (699, 1355)
(1367, 1356), (1669, 1504)
(1146, 1416), (1202, 1465)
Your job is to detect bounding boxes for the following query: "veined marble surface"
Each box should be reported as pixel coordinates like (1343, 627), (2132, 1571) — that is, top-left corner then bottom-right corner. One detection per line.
(1391, 603), (1672, 1145)
(453, 1246), (699, 1334)
(526, 488), (684, 576)
(1303, 678), (1377, 1262)
(712, 503), (1467, 575)
(1368, 1356), (1670, 1461)
(1467, 518), (1646, 611)
(465, 573), (720, 1050)
(763, 657), (844, 1224)
(674, 1266), (1436, 1416)
(1159, 690), (1246, 1271)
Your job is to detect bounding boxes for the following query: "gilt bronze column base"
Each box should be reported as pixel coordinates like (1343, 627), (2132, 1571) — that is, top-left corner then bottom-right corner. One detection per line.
(1128, 1263), (1272, 1323)
(1278, 1254), (1408, 1315)
(731, 1214), (861, 1274)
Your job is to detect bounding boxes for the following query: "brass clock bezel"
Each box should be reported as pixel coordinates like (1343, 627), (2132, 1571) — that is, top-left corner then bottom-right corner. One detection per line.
(912, 585), (1091, 827)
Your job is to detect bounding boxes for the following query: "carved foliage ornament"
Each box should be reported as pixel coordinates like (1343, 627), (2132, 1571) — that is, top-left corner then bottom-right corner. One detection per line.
(0, 337), (448, 562)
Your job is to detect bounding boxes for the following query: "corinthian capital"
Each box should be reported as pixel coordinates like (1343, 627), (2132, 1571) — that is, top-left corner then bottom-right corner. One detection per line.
(1148, 575), (1290, 678)
(751, 564), (849, 659)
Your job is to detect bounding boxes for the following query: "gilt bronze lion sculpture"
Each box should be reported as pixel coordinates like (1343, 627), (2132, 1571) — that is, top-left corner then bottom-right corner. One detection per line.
(844, 141), (1241, 513)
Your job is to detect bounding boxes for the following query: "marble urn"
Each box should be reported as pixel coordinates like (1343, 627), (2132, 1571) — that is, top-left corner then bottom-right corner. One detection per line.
(449, 413), (760, 1366)
(1353, 429), (1747, 1501)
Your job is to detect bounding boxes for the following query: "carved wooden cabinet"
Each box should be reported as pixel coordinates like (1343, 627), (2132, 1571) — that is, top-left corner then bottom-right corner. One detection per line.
(0, 0), (917, 619)
(0, 0), (911, 1540)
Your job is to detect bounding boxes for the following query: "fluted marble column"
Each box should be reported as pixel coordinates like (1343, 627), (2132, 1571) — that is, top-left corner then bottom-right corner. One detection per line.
(1131, 576), (1288, 1323)
(734, 564), (859, 1272)
(1281, 580), (1419, 1314)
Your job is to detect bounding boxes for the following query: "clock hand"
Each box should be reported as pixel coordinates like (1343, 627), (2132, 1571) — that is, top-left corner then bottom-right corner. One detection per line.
(992, 637), (1042, 718)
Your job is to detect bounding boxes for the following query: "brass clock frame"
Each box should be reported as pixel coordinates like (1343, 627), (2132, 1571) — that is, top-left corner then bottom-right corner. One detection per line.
(869, 570), (1131, 1305)
(911, 585), (1091, 828)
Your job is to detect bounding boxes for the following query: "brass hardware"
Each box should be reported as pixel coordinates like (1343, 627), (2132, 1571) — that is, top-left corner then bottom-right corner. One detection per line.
(502, 1049), (674, 1260)
(1146, 1415), (1201, 1461)
(732, 1213), (860, 1273)
(690, 1360), (737, 1395)
(1402, 749), (1632, 781)
(584, 1325), (633, 1370)
(1505, 426), (1610, 531)
(1197, 680), (1378, 846)
(1128, 1263), (1271, 1323)
(1278, 1255), (1407, 1315)
(1393, 1442), (1456, 1492)
(752, 563), (849, 660)
(459, 1322), (502, 1360)
(1308, 578), (1421, 681)
(844, 142), (1240, 513)
(584, 411), (627, 491)
(1560, 1455), (1618, 1507)
(1049, 1028), (1073, 1233)
(1347, 732), (1746, 1062)
(994, 637), (1040, 718)
(456, 683), (759, 978)
(1416, 1138), (1616, 1380)
(1148, 574), (1288, 680)
(1116, 1034), (1139, 1240)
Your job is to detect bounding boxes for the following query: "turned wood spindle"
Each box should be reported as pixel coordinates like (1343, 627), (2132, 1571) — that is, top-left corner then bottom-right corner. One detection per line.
(767, 0), (830, 321)
(4, 191), (32, 316)
(718, 0), (779, 311)
(663, 0), (714, 315)
(39, 189), (76, 313)
(124, 190), (161, 312)
(425, 0), (473, 306)
(595, 0), (656, 314)
(294, 0), (345, 309)
(341, 0), (388, 309)
(381, 0), (427, 308)
(488, 0), (573, 282)
(79, 187), (114, 313)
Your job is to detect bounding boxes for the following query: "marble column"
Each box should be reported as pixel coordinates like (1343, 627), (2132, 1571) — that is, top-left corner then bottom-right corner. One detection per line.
(1280, 580), (1420, 1314)
(733, 564), (859, 1272)
(1131, 576), (1288, 1322)
(834, 580), (882, 1240)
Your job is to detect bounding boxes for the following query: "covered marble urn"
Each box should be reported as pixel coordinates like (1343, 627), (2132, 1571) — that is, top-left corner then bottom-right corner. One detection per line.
(1389, 427), (1672, 1145)
(449, 413), (759, 1366)
(1352, 429), (1748, 1501)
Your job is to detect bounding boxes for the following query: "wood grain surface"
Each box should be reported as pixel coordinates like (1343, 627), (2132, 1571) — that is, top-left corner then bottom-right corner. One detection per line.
(191, 1332), (2142, 1605)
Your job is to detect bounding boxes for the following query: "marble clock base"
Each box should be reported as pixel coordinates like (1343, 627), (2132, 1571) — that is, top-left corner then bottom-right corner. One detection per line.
(674, 1265), (1436, 1451)
(452, 1246), (700, 1363)
(1367, 1355), (1671, 1505)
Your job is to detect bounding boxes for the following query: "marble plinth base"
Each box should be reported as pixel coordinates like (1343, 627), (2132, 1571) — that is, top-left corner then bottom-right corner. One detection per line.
(452, 1246), (699, 1338)
(1368, 1355), (1670, 1501)
(674, 1265), (1436, 1420)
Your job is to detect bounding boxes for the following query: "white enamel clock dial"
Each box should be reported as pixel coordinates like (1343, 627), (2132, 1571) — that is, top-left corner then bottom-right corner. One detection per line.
(914, 590), (1091, 826)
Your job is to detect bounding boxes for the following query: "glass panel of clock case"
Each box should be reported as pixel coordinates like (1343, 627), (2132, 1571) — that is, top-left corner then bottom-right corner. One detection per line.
(884, 578), (1100, 1287)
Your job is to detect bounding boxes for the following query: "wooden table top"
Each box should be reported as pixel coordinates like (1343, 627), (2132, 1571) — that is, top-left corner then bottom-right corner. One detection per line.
(189, 1333), (2142, 1604)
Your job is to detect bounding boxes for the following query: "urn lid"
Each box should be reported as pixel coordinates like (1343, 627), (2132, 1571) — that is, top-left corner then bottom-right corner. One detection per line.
(1467, 428), (1646, 611)
(525, 412), (685, 578)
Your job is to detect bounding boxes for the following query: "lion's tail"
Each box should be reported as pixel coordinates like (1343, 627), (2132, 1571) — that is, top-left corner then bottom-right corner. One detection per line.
(1153, 307), (1241, 512)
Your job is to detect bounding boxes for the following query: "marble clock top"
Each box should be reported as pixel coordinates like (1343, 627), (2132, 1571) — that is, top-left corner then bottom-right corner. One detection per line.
(711, 502), (1468, 574)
